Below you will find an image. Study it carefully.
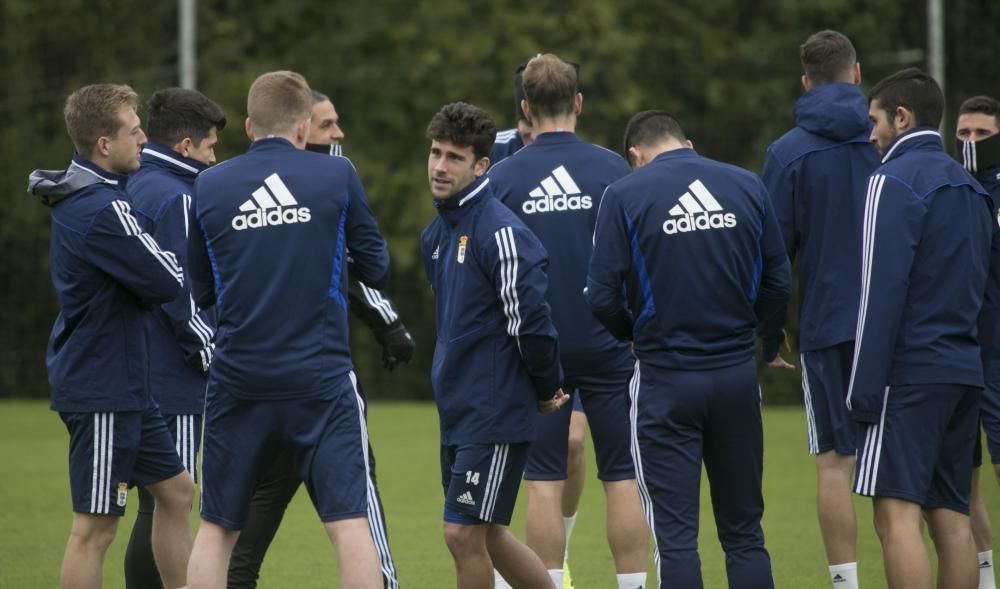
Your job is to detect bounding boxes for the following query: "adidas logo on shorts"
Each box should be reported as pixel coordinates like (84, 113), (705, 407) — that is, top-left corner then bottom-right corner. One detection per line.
(231, 173), (312, 231)
(522, 165), (592, 214)
(662, 179), (736, 235)
(456, 491), (476, 506)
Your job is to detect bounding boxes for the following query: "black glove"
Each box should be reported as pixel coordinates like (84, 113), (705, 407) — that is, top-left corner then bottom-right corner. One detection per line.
(375, 321), (415, 371)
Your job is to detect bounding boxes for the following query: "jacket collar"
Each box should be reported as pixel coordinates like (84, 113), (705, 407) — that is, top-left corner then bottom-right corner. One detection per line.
(248, 136), (297, 152)
(881, 127), (942, 164)
(434, 176), (491, 227)
(531, 131), (579, 146)
(140, 142), (207, 178)
(652, 147), (699, 164)
(70, 153), (129, 186)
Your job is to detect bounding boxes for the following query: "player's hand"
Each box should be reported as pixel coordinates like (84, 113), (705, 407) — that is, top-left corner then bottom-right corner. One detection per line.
(766, 340), (795, 370)
(538, 388), (569, 414)
(378, 323), (415, 371)
(767, 354), (795, 370)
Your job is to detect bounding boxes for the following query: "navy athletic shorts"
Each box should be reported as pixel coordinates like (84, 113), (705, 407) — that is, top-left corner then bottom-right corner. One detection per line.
(854, 383), (981, 513)
(441, 442), (530, 526)
(61, 405), (185, 516)
(161, 412), (202, 481)
(800, 342), (857, 455)
(525, 360), (634, 482)
(200, 371), (370, 530)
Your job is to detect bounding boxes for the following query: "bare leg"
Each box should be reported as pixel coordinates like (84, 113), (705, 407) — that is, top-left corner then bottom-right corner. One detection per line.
(444, 522), (495, 589)
(60, 513), (118, 589)
(487, 524), (557, 589)
(970, 467), (993, 552)
(815, 451), (857, 565)
(186, 520), (240, 589)
(145, 471), (195, 588)
(325, 517), (382, 589)
(926, 507), (978, 589)
(562, 412), (587, 519)
(872, 497), (932, 589)
(603, 479), (648, 573)
(525, 480), (567, 568)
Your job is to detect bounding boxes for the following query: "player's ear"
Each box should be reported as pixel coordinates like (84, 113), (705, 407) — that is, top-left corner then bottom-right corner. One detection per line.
(574, 92), (583, 116)
(245, 118), (254, 141)
(521, 100), (532, 124)
(474, 156), (489, 177)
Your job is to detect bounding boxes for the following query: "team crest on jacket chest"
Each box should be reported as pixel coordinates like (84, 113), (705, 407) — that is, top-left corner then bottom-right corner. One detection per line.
(457, 235), (469, 263)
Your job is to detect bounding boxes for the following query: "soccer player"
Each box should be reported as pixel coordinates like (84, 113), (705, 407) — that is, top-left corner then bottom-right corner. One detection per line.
(490, 63), (534, 165)
(957, 94), (1000, 589)
(184, 70), (388, 589)
(760, 30), (880, 589)
(488, 53), (649, 589)
(28, 84), (194, 589)
(850, 68), (992, 589)
(122, 87), (224, 589)
(421, 101), (568, 589)
(587, 110), (789, 589)
(226, 87), (412, 589)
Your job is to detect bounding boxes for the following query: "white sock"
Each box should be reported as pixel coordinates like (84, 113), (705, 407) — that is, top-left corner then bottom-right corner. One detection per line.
(617, 571), (648, 589)
(494, 568), (513, 589)
(563, 513), (578, 562)
(829, 562), (858, 589)
(980, 550), (997, 589)
(547, 569), (564, 587)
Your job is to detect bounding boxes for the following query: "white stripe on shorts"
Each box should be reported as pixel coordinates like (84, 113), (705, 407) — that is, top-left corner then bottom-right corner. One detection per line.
(349, 372), (399, 588)
(800, 354), (819, 454)
(90, 413), (115, 514)
(854, 386), (890, 496)
(480, 443), (509, 522)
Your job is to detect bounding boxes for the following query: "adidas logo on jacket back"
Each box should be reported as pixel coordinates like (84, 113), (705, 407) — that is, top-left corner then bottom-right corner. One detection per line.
(231, 172), (312, 231)
(521, 165), (592, 214)
(662, 179), (736, 235)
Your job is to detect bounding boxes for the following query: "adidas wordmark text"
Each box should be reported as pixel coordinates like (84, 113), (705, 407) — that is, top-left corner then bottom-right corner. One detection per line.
(231, 173), (312, 231)
(662, 179), (736, 235)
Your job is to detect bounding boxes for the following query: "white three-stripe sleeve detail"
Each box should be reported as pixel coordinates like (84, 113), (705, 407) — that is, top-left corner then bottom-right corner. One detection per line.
(110, 200), (183, 283)
(847, 175), (885, 409)
(360, 282), (398, 324)
(494, 227), (522, 340)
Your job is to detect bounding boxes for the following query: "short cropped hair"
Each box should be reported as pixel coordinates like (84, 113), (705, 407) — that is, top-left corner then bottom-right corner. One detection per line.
(623, 110), (687, 154)
(959, 95), (1000, 125)
(521, 53), (578, 119)
(310, 89), (329, 105)
(800, 30), (857, 85)
(146, 88), (226, 147)
(426, 102), (497, 161)
(63, 84), (139, 157)
(869, 67), (944, 129)
(247, 71), (312, 135)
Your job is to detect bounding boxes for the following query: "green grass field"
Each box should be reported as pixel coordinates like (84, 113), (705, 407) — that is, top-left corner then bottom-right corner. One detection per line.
(2, 400), (998, 588)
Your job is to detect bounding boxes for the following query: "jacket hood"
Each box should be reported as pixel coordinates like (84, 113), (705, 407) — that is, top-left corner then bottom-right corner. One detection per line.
(794, 83), (871, 142)
(28, 156), (123, 206)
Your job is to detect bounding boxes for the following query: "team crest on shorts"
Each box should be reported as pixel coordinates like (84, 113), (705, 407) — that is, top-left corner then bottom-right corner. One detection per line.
(457, 235), (468, 263)
(116, 482), (128, 507)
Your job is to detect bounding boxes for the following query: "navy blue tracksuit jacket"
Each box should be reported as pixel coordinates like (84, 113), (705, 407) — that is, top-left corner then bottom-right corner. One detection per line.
(489, 131), (631, 375)
(761, 83), (881, 355)
(586, 148), (791, 368)
(189, 138), (389, 400)
(129, 143), (215, 415)
(29, 155), (184, 412)
(847, 129), (992, 423)
(421, 177), (562, 445)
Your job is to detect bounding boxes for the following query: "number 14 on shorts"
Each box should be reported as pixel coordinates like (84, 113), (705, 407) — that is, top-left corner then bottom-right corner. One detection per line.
(465, 470), (480, 485)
